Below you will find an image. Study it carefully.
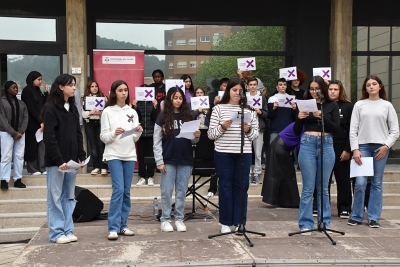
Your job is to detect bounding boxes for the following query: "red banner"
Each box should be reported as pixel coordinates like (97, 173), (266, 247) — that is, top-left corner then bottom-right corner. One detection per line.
(93, 50), (144, 103)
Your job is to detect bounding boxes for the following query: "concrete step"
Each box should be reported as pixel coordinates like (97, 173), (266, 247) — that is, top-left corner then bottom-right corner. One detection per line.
(381, 206), (400, 220)
(0, 227), (40, 243)
(0, 212), (46, 228)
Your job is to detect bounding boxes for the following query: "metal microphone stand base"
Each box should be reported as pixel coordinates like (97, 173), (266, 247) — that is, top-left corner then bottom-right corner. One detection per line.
(208, 224), (266, 247)
(288, 222), (345, 245)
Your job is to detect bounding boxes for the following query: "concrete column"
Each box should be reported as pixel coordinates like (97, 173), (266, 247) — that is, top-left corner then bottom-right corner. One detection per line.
(66, 0), (88, 172)
(330, 0), (353, 98)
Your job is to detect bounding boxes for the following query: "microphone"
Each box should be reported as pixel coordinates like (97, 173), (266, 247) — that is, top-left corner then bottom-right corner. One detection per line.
(239, 91), (246, 100)
(317, 92), (324, 100)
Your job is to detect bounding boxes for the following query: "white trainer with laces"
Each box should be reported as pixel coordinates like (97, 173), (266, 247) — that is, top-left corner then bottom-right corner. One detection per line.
(136, 177), (146, 186)
(160, 221), (174, 232)
(66, 233), (78, 242)
(108, 231), (118, 240)
(301, 228), (311, 235)
(119, 228), (134, 236)
(175, 220), (186, 232)
(221, 225), (231, 233)
(55, 235), (70, 244)
(147, 177), (154, 186)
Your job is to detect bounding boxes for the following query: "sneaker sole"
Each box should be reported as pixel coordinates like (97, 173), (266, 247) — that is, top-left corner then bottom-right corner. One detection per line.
(340, 215), (350, 219)
(347, 222), (361, 226)
(108, 236), (118, 240)
(176, 228), (186, 232)
(161, 229), (174, 232)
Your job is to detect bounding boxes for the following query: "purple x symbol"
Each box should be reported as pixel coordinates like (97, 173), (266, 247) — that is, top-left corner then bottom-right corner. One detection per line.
(253, 98), (261, 106)
(322, 70), (330, 78)
(176, 85), (183, 89)
(288, 69), (295, 78)
(285, 97), (294, 105)
(145, 90), (153, 98)
(200, 98), (208, 106)
(95, 99), (104, 107)
(246, 60), (254, 68)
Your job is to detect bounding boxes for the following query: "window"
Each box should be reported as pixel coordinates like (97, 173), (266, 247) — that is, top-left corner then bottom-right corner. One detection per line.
(0, 17), (56, 42)
(176, 39), (186, 45)
(200, 60), (205, 64)
(168, 62), (173, 69)
(213, 33), (224, 45)
(167, 40), (172, 47)
(188, 38), (196, 45)
(200, 36), (210, 42)
(190, 60), (197, 68)
(177, 61), (187, 68)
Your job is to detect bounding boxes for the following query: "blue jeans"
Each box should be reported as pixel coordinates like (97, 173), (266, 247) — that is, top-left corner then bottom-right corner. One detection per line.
(351, 143), (389, 222)
(1, 132), (25, 181)
(46, 166), (77, 242)
(108, 160), (135, 232)
(160, 164), (192, 222)
(215, 151), (251, 226)
(298, 134), (335, 230)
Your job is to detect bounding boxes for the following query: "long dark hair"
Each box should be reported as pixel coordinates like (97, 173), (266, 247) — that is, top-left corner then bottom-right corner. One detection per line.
(304, 76), (333, 102)
(3, 81), (20, 131)
(219, 77), (251, 109)
(42, 74), (79, 118)
(329, 80), (351, 103)
(181, 74), (194, 96)
(361, 75), (387, 100)
(105, 80), (130, 108)
(162, 87), (192, 138)
(84, 80), (105, 97)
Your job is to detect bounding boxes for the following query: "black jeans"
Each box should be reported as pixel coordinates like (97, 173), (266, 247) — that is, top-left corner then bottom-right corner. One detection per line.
(137, 136), (155, 178)
(84, 120), (106, 169)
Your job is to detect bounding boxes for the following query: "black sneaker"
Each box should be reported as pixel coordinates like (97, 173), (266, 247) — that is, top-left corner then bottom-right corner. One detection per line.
(369, 220), (380, 228)
(340, 211), (350, 219)
(347, 218), (362, 226)
(14, 179), (26, 188)
(1, 180), (8, 190)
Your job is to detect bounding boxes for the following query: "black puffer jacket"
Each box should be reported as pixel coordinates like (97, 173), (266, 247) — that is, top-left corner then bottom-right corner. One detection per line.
(136, 101), (157, 137)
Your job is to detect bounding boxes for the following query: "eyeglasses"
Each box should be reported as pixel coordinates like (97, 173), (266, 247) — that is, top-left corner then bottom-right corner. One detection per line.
(309, 88), (320, 92)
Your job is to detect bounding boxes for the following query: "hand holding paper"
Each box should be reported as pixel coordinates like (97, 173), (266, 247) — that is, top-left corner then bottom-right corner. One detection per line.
(176, 120), (200, 140)
(35, 129), (43, 142)
(296, 99), (318, 112)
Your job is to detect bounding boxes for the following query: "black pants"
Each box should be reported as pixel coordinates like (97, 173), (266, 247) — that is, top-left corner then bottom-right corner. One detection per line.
(137, 136), (154, 178)
(26, 141), (46, 173)
(329, 142), (353, 215)
(84, 120), (106, 169)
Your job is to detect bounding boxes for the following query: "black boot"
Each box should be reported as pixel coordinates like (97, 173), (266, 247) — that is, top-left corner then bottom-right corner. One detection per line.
(1, 180), (8, 190)
(14, 179), (26, 188)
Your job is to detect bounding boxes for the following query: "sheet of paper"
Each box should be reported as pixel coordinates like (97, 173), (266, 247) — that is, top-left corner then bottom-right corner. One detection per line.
(165, 79), (185, 94)
(35, 128), (43, 142)
(135, 87), (155, 101)
(279, 66), (297, 81)
(296, 99), (318, 112)
(230, 111), (251, 127)
(350, 157), (374, 178)
(313, 67), (332, 80)
(176, 120), (200, 140)
(275, 94), (295, 108)
(63, 156), (91, 172)
(237, 57), (256, 71)
(85, 97), (106, 110)
(247, 95), (263, 108)
(218, 91), (225, 98)
(191, 96), (210, 110)
(120, 127), (138, 139)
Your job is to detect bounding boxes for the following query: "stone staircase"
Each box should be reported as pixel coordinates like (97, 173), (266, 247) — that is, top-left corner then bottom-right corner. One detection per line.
(1, 167), (400, 242)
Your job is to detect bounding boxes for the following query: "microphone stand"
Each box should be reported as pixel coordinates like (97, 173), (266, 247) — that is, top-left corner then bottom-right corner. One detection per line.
(289, 95), (345, 245)
(208, 94), (266, 247)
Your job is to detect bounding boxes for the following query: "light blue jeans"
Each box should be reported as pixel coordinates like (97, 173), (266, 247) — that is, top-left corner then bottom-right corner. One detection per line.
(160, 164), (192, 222)
(298, 134), (335, 230)
(351, 143), (389, 222)
(46, 166), (77, 242)
(0, 132), (25, 181)
(108, 159), (135, 232)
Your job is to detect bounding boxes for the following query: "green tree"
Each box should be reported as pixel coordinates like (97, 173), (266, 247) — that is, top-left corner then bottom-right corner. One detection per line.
(193, 26), (285, 95)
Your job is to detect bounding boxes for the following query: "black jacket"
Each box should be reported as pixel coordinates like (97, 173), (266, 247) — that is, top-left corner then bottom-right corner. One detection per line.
(135, 101), (157, 137)
(333, 101), (353, 152)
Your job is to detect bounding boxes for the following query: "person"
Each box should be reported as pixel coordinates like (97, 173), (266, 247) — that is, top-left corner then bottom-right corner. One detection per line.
(0, 81), (28, 189)
(268, 78), (297, 142)
(42, 74), (87, 244)
(181, 74), (195, 104)
(132, 84), (158, 186)
(286, 69), (307, 100)
(154, 87), (200, 232)
(348, 75), (399, 228)
(21, 71), (48, 175)
(294, 76), (340, 234)
(82, 80), (108, 175)
(100, 80), (143, 240)
(327, 80), (353, 219)
(191, 86), (210, 128)
(246, 77), (268, 184)
(261, 122), (302, 207)
(208, 77), (259, 234)
(237, 69), (266, 95)
(149, 69), (166, 108)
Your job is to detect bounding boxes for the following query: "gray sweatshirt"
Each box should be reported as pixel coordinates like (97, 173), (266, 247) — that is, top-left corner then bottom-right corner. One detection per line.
(0, 96), (29, 137)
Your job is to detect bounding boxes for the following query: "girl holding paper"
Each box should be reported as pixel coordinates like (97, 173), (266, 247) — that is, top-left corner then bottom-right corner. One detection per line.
(42, 74), (87, 244)
(293, 76), (340, 234)
(181, 74), (195, 104)
(191, 87), (210, 128)
(82, 80), (108, 175)
(100, 80), (142, 240)
(153, 87), (200, 232)
(348, 75), (399, 228)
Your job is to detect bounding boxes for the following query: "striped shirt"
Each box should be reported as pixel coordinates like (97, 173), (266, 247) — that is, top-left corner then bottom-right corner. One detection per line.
(208, 104), (259, 153)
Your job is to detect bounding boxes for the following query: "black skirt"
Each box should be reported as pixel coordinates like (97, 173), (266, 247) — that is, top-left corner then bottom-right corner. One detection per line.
(261, 136), (300, 208)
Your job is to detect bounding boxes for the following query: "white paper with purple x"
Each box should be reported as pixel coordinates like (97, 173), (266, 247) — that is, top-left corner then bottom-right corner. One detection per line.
(313, 67), (332, 80)
(135, 87), (155, 101)
(165, 79), (185, 94)
(279, 66), (297, 81)
(191, 96), (210, 110)
(275, 94), (296, 108)
(85, 97), (106, 110)
(247, 95), (263, 109)
(237, 57), (256, 71)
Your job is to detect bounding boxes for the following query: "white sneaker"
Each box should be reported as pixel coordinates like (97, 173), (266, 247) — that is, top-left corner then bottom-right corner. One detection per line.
(108, 231), (118, 240)
(147, 177), (154, 186)
(66, 233), (78, 242)
(91, 168), (100, 175)
(221, 225), (231, 233)
(101, 169), (108, 175)
(175, 220), (187, 232)
(136, 177), (146, 186)
(55, 235), (70, 244)
(160, 221), (174, 232)
(207, 192), (214, 197)
(119, 228), (134, 236)
(42, 171), (47, 175)
(32, 172), (41, 176)
(301, 228), (311, 235)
